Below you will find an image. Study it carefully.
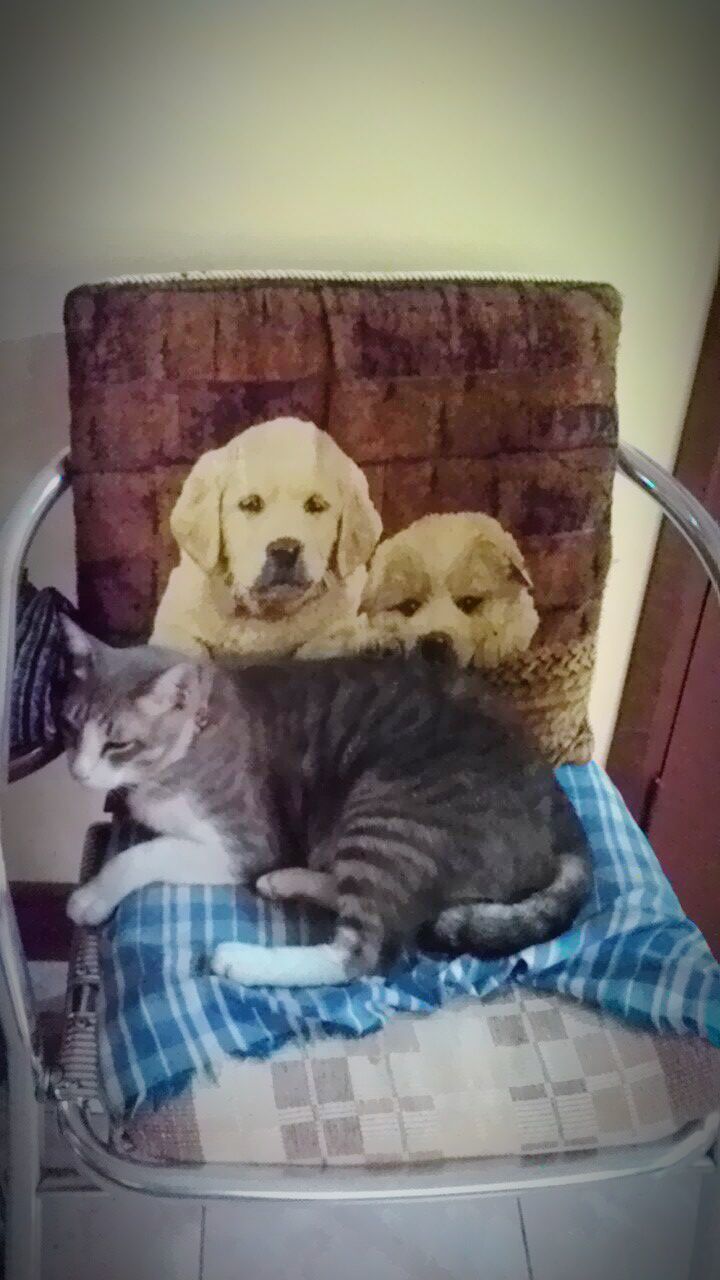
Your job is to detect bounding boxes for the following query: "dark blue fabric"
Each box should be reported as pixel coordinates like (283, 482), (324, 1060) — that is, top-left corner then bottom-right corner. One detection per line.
(10, 575), (73, 759)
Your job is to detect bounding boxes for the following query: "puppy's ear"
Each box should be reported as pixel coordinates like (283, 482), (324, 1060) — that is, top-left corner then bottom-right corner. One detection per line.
(360, 544), (387, 615)
(508, 558), (533, 589)
(335, 459), (382, 579)
(464, 533), (533, 591)
(361, 546), (425, 615)
(494, 532), (533, 590)
(170, 447), (229, 573)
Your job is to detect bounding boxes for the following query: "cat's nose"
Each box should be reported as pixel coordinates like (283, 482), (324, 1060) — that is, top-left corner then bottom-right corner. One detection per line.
(266, 538), (301, 570)
(417, 632), (454, 663)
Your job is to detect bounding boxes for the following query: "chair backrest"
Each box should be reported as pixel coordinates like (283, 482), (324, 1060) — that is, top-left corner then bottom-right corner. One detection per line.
(64, 272), (620, 761)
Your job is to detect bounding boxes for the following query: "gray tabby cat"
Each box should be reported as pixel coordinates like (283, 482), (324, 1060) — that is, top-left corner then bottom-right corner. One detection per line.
(60, 617), (591, 987)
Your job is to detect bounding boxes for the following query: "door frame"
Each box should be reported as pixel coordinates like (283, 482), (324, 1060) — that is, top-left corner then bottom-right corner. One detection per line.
(607, 270), (720, 823)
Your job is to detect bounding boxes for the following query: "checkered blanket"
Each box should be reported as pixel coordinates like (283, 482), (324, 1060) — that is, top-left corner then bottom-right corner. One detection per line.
(98, 763), (720, 1117)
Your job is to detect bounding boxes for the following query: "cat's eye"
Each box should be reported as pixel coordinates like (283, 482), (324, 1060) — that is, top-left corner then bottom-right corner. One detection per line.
(238, 494), (265, 514)
(102, 739), (137, 756)
(455, 594), (485, 615)
(395, 599), (421, 617)
(304, 494), (329, 515)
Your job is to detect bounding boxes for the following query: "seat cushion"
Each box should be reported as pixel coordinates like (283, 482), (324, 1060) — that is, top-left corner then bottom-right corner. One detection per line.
(56, 766), (720, 1170)
(122, 989), (720, 1167)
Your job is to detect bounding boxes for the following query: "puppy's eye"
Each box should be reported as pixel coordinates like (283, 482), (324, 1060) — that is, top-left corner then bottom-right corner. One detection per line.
(238, 494), (264, 514)
(102, 740), (137, 756)
(304, 494), (329, 515)
(395, 599), (421, 618)
(455, 595), (485, 615)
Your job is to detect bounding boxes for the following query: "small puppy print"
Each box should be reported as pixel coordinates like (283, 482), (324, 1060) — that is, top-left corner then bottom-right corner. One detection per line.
(359, 512), (539, 668)
(152, 418), (382, 658)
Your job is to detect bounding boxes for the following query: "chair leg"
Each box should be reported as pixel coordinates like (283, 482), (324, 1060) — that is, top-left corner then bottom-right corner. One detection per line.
(4, 1040), (43, 1280)
(691, 1129), (720, 1280)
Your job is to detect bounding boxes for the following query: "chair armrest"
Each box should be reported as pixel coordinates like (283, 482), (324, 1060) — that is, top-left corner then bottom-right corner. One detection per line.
(0, 452), (69, 1094)
(9, 742), (63, 783)
(0, 449), (71, 784)
(617, 442), (720, 600)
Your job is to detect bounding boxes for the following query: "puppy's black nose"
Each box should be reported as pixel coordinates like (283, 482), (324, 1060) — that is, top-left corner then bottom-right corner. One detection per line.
(417, 632), (454, 663)
(267, 538), (301, 570)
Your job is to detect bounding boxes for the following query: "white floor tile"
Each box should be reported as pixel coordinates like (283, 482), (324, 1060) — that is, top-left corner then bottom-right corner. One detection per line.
(42, 1190), (202, 1280)
(520, 1168), (703, 1280)
(203, 1197), (530, 1280)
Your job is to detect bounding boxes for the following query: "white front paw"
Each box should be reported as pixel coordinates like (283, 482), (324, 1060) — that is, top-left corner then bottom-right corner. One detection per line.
(211, 942), (248, 983)
(211, 941), (277, 986)
(66, 881), (115, 926)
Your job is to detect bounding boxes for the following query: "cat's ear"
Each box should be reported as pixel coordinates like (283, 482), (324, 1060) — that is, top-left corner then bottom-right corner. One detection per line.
(138, 663), (202, 715)
(60, 616), (97, 680)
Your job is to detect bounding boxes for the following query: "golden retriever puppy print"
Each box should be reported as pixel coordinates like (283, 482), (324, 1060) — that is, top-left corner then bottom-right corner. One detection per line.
(151, 418), (382, 658)
(359, 512), (539, 669)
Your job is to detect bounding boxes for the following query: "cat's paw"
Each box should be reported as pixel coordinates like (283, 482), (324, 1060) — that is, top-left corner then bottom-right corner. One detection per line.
(66, 882), (115, 927)
(211, 942), (267, 985)
(256, 867), (338, 910)
(254, 871), (285, 901)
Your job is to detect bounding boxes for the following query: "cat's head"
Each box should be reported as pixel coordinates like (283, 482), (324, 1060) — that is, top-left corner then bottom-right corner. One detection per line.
(59, 619), (211, 790)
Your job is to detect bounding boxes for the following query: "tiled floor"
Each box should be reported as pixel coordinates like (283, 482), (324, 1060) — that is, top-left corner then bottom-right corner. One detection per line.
(28, 964), (528, 1279)
(26, 965), (707, 1280)
(29, 961), (68, 1009)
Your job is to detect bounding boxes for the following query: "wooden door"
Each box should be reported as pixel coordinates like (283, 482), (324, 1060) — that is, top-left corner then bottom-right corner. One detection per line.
(608, 274), (720, 957)
(643, 591), (719, 953)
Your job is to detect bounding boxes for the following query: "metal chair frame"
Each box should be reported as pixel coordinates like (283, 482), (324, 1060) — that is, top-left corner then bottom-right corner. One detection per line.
(1, 442), (719, 1280)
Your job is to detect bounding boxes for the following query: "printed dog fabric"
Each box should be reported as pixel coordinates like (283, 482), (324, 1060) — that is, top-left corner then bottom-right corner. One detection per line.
(65, 277), (620, 762)
(96, 763), (720, 1121)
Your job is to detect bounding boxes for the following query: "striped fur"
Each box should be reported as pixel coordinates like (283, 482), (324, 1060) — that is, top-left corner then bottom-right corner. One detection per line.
(61, 627), (592, 985)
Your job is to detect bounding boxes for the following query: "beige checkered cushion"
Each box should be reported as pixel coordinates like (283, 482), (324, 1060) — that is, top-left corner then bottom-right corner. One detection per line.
(122, 990), (720, 1167)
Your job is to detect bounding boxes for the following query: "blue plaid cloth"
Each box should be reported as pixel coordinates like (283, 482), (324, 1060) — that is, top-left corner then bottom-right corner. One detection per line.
(98, 763), (720, 1117)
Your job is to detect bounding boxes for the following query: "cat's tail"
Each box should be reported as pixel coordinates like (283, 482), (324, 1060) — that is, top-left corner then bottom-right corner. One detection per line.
(432, 851), (591, 957)
(432, 792), (592, 958)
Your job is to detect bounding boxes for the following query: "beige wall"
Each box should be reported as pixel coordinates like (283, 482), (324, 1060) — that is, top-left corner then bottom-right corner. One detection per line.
(1, 0), (719, 880)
